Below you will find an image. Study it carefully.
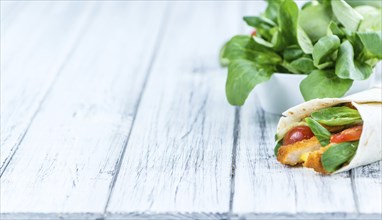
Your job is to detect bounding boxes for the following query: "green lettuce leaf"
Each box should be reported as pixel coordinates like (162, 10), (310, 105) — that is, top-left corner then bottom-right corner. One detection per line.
(356, 32), (382, 60)
(335, 40), (373, 80)
(356, 6), (382, 32)
(305, 117), (331, 146)
(300, 70), (353, 101)
(313, 35), (341, 67)
(322, 141), (358, 173)
(223, 35), (282, 65)
(278, 0), (299, 47)
(331, 0), (363, 31)
(226, 59), (274, 105)
(311, 106), (362, 126)
(300, 3), (333, 43)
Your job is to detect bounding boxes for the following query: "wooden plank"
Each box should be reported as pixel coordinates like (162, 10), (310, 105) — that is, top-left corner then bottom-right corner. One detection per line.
(352, 162), (382, 217)
(106, 1), (241, 217)
(232, 100), (358, 219)
(0, 1), (167, 214)
(0, 1), (94, 174)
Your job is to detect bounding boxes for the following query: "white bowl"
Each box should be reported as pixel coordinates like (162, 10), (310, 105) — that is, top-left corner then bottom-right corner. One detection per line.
(255, 67), (380, 115)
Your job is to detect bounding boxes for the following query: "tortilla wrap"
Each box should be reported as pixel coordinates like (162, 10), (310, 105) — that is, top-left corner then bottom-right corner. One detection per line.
(276, 88), (382, 173)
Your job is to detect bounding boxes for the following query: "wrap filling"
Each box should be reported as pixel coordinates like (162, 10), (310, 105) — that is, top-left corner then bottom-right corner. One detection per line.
(275, 103), (362, 174)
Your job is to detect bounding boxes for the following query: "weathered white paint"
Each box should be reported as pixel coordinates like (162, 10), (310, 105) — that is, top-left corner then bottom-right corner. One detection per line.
(1, 1), (94, 174)
(106, 1), (241, 215)
(1, 1), (381, 219)
(1, 1), (167, 214)
(352, 161), (382, 215)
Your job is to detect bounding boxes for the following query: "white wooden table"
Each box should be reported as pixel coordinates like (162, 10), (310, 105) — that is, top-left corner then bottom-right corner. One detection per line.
(1, 1), (381, 219)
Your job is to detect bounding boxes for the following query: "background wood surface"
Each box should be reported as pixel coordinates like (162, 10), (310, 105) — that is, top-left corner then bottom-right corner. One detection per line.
(1, 1), (381, 220)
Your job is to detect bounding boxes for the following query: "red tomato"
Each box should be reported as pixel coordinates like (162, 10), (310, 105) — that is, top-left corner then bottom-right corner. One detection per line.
(251, 29), (257, 36)
(283, 126), (314, 145)
(330, 125), (363, 143)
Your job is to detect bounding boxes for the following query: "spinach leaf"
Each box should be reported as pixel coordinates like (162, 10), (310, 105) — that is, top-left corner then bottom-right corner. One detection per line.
(226, 59), (274, 105)
(274, 140), (283, 156)
(335, 41), (373, 80)
(300, 70), (353, 101)
(311, 106), (362, 126)
(278, 0), (299, 47)
(313, 35), (341, 67)
(223, 35), (282, 65)
(321, 141), (358, 173)
(305, 117), (331, 146)
(356, 32), (382, 59)
(300, 3), (333, 42)
(331, 0), (363, 32)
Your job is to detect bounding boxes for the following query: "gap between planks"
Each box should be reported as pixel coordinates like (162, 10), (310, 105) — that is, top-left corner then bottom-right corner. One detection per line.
(0, 2), (98, 177)
(229, 107), (240, 216)
(102, 3), (170, 215)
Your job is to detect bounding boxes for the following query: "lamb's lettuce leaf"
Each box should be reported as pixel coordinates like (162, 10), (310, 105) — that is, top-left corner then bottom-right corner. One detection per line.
(305, 117), (331, 146)
(226, 59), (274, 105)
(300, 3), (333, 42)
(278, 0), (299, 47)
(311, 106), (362, 126)
(313, 35), (341, 67)
(356, 32), (382, 59)
(223, 35), (282, 65)
(331, 0), (363, 32)
(289, 57), (315, 73)
(263, 0), (284, 22)
(335, 40), (373, 80)
(283, 45), (304, 61)
(297, 26), (314, 54)
(300, 70), (353, 101)
(346, 0), (382, 8)
(356, 6), (382, 32)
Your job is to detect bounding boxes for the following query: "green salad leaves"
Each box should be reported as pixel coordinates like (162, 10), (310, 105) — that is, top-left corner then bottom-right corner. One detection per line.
(221, 0), (382, 105)
(305, 117), (331, 146)
(322, 141), (359, 172)
(311, 106), (362, 126)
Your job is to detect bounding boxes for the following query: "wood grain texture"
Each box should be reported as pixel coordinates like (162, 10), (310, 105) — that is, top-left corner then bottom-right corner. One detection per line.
(352, 161), (382, 216)
(1, 1), (94, 174)
(106, 1), (241, 215)
(2, 1), (381, 219)
(1, 1), (167, 214)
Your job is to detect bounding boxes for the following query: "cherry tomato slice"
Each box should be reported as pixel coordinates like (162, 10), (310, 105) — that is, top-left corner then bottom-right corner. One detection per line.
(330, 125), (363, 143)
(283, 126), (314, 145)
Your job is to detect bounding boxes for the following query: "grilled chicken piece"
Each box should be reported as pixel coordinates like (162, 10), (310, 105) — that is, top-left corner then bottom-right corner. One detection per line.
(277, 137), (321, 166)
(302, 147), (330, 174)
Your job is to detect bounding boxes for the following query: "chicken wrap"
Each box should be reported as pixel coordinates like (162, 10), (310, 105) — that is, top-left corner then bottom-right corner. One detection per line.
(274, 88), (382, 174)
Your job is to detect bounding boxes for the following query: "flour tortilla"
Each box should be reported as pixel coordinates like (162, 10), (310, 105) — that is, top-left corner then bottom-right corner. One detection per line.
(276, 88), (382, 173)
